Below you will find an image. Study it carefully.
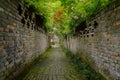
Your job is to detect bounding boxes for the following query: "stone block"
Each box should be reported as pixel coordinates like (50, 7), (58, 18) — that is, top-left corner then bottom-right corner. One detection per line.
(0, 51), (7, 58)
(0, 56), (7, 63)
(0, 63), (5, 73)
(0, 27), (4, 32)
(7, 25), (15, 30)
(0, 46), (4, 51)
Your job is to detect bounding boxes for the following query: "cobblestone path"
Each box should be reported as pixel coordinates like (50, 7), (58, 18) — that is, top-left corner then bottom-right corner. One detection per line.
(23, 48), (85, 80)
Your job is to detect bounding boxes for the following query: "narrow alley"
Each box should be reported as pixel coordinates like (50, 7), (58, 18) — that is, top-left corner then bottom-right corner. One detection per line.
(22, 47), (85, 80)
(0, 0), (120, 80)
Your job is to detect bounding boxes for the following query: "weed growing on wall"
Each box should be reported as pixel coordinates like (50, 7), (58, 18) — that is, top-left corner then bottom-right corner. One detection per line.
(63, 48), (106, 80)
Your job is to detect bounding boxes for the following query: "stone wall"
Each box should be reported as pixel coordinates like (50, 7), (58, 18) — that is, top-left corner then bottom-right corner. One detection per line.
(62, 1), (120, 80)
(0, 0), (49, 80)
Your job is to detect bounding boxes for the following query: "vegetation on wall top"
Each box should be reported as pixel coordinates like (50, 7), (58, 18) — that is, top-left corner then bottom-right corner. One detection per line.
(26, 0), (115, 36)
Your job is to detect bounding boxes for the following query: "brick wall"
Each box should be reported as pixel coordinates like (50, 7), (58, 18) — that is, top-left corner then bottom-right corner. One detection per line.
(0, 0), (49, 80)
(63, 1), (120, 80)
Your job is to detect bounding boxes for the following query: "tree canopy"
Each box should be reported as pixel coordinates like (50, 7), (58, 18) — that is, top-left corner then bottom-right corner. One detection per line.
(26, 0), (115, 36)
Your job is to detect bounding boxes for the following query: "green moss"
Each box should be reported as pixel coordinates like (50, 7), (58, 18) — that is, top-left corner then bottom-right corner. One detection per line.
(15, 48), (51, 80)
(62, 47), (106, 80)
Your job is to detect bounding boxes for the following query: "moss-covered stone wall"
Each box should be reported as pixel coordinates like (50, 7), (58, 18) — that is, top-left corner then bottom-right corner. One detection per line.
(62, 1), (120, 80)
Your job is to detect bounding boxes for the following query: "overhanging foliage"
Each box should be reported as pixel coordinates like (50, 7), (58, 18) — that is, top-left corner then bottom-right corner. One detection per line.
(26, 0), (115, 36)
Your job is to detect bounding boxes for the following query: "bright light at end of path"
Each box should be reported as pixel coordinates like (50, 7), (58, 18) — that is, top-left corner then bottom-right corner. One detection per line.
(53, 27), (57, 31)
